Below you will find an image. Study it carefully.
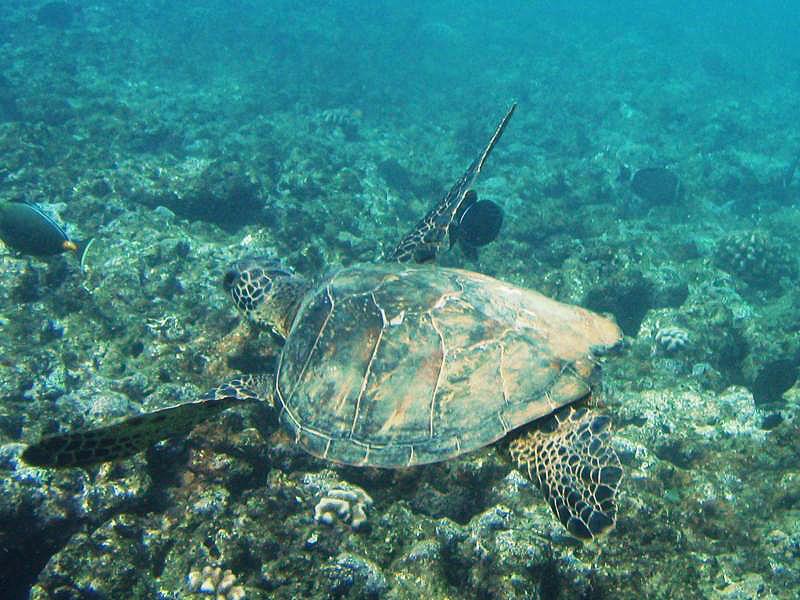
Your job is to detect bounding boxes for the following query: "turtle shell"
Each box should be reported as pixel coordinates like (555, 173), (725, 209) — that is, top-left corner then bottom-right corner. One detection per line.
(275, 263), (621, 468)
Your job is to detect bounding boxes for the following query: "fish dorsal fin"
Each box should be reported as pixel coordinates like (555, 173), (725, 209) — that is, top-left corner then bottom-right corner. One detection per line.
(12, 199), (70, 240)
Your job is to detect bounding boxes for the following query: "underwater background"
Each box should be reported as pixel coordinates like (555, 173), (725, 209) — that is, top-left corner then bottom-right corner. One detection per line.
(1, 0), (800, 598)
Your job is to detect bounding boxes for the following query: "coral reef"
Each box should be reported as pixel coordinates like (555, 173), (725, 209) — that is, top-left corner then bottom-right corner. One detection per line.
(187, 566), (246, 600)
(654, 325), (690, 353)
(583, 267), (655, 335)
(314, 485), (374, 530)
(313, 108), (362, 141)
(126, 158), (268, 230)
(714, 230), (797, 291)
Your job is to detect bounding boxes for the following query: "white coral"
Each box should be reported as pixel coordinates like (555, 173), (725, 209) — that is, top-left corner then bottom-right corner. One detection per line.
(654, 326), (690, 353)
(314, 485), (374, 530)
(186, 565), (246, 600)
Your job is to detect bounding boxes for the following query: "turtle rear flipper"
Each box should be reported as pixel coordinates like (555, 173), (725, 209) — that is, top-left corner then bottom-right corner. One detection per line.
(509, 408), (622, 540)
(22, 378), (262, 468)
(390, 104), (516, 264)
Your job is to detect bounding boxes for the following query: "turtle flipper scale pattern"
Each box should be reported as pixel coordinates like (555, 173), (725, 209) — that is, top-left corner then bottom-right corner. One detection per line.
(509, 407), (622, 540)
(390, 104), (516, 264)
(21, 377), (263, 468)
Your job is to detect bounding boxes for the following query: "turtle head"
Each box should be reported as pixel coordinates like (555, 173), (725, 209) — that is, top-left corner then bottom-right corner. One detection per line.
(223, 257), (307, 338)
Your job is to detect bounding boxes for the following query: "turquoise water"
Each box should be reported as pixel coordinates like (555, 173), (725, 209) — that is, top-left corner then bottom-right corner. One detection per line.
(1, 2), (799, 598)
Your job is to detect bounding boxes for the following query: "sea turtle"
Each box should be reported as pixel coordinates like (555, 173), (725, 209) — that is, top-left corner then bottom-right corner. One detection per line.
(22, 105), (624, 539)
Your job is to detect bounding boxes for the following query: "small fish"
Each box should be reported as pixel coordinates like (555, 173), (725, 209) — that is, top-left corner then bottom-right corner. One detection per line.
(0, 200), (92, 264)
(450, 190), (503, 259)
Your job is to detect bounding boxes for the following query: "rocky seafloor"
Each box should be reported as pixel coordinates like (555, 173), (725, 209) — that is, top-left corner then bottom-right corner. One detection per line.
(1, 2), (800, 599)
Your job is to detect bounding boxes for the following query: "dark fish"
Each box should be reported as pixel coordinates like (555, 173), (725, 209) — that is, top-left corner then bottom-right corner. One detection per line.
(631, 167), (681, 204)
(0, 200), (91, 263)
(450, 190), (503, 258)
(752, 359), (798, 405)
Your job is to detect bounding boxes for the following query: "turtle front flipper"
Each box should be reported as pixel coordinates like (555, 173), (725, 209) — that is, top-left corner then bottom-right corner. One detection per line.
(509, 407), (623, 540)
(390, 103), (516, 264)
(22, 377), (264, 468)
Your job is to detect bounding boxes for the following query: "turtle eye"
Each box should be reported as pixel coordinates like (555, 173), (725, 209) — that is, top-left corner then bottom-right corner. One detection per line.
(222, 269), (239, 291)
